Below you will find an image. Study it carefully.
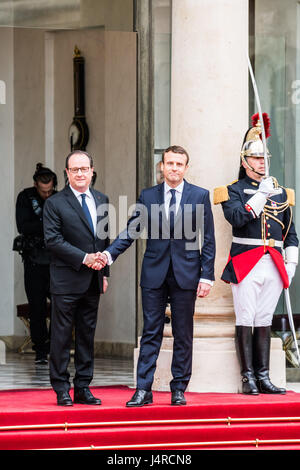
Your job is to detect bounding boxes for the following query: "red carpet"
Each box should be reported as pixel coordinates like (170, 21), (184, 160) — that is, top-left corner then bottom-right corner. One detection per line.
(1, 386), (300, 450)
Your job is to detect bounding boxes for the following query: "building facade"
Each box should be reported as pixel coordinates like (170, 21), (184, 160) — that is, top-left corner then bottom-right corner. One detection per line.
(0, 0), (299, 385)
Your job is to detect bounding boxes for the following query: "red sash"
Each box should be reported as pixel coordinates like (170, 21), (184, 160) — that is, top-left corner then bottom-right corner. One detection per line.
(229, 246), (289, 288)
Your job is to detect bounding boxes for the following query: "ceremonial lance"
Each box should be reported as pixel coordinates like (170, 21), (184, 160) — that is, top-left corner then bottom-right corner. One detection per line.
(247, 53), (300, 365)
(247, 54), (269, 177)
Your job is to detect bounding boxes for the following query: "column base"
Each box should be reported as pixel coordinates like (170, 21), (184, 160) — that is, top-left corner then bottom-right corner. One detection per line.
(0, 340), (6, 364)
(133, 335), (286, 393)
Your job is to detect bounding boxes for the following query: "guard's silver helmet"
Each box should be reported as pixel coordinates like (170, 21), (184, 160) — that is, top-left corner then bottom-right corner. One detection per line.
(240, 112), (271, 160)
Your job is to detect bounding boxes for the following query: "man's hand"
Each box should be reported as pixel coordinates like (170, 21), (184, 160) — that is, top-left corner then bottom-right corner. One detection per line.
(90, 252), (108, 270)
(197, 282), (211, 298)
(94, 252), (108, 270)
(84, 252), (108, 270)
(103, 276), (108, 293)
(84, 253), (101, 268)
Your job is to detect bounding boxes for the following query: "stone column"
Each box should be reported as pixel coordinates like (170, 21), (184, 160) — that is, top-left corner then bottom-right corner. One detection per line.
(149, 0), (285, 392)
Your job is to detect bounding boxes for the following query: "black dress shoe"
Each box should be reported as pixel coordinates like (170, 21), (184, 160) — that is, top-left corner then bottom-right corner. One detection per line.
(171, 390), (186, 405)
(35, 357), (48, 365)
(126, 389), (153, 407)
(73, 387), (102, 405)
(35, 352), (48, 365)
(56, 391), (73, 406)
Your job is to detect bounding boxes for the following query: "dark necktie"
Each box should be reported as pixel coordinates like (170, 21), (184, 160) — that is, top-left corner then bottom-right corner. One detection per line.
(169, 189), (176, 237)
(81, 193), (94, 233)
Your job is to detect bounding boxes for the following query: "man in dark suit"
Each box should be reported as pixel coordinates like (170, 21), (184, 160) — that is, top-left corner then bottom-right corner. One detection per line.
(96, 145), (216, 406)
(43, 150), (109, 406)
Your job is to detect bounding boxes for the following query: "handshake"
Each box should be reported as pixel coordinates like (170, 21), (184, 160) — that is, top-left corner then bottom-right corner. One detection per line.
(84, 252), (108, 270)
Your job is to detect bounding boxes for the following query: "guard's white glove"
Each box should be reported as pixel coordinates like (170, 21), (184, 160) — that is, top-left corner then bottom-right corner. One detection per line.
(258, 177), (280, 198)
(285, 263), (297, 286)
(246, 177), (281, 217)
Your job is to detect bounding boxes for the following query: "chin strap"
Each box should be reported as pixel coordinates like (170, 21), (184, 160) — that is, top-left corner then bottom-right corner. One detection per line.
(241, 155), (265, 177)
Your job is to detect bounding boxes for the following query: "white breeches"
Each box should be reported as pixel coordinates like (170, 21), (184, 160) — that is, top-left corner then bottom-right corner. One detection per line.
(231, 254), (283, 327)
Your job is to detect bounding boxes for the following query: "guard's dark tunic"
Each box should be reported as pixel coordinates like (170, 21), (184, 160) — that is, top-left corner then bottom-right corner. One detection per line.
(217, 175), (298, 287)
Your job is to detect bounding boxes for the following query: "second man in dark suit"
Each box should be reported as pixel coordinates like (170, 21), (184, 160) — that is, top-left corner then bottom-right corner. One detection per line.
(97, 145), (216, 407)
(43, 150), (109, 406)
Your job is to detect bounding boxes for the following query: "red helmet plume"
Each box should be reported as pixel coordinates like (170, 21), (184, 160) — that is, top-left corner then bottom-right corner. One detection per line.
(251, 112), (271, 139)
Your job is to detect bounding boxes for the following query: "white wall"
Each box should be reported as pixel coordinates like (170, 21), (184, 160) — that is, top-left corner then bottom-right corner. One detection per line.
(0, 26), (137, 355)
(51, 29), (106, 189)
(51, 29), (137, 352)
(100, 31), (137, 349)
(13, 28), (47, 337)
(0, 28), (15, 335)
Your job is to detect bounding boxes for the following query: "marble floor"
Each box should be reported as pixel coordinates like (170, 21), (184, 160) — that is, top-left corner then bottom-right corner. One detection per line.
(1, 352), (300, 393)
(0, 352), (135, 391)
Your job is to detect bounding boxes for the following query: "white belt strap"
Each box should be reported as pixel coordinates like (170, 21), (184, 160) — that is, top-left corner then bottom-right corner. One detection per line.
(232, 236), (283, 249)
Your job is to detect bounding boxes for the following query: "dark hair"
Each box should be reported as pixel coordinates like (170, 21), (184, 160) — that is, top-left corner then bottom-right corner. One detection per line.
(162, 145), (189, 165)
(33, 163), (57, 187)
(65, 150), (93, 169)
(238, 165), (246, 180)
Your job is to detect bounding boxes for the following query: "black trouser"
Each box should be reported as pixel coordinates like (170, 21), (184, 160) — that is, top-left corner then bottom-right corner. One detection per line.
(137, 262), (197, 392)
(24, 260), (50, 357)
(50, 273), (100, 393)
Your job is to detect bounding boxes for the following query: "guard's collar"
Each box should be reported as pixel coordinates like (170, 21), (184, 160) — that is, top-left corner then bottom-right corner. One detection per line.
(244, 174), (261, 187)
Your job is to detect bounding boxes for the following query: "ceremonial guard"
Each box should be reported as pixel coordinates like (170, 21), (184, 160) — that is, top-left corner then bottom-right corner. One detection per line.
(214, 113), (299, 395)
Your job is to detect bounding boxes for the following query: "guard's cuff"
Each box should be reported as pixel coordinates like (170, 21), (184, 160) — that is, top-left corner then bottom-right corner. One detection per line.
(245, 204), (256, 218)
(285, 246), (299, 265)
(103, 250), (113, 265)
(245, 192), (267, 217)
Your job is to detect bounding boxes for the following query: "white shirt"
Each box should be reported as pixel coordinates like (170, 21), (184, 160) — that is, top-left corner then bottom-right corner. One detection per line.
(163, 182), (212, 286)
(69, 185), (97, 265)
(69, 185), (97, 235)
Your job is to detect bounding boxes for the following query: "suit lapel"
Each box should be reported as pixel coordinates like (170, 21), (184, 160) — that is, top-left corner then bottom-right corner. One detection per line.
(176, 179), (191, 222)
(156, 183), (164, 206)
(64, 185), (95, 236)
(156, 183), (169, 234)
(90, 187), (103, 211)
(90, 188), (109, 240)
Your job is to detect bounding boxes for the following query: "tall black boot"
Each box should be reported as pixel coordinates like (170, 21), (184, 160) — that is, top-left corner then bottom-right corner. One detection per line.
(235, 326), (259, 395)
(253, 326), (286, 394)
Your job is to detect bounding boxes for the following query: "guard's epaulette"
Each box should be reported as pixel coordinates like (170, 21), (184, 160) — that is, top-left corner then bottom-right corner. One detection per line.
(285, 187), (295, 206)
(213, 180), (237, 205)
